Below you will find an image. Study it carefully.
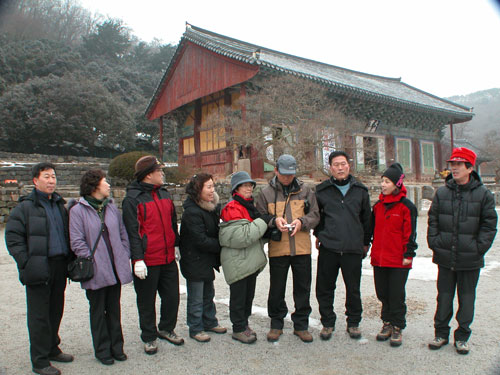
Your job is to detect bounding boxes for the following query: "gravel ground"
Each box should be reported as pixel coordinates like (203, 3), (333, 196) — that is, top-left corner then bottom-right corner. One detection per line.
(1, 211), (500, 375)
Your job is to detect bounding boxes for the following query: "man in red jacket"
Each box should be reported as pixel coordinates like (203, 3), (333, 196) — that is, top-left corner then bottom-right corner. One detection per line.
(122, 156), (183, 355)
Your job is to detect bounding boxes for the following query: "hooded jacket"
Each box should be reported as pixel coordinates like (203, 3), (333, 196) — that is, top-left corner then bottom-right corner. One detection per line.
(427, 171), (497, 270)
(314, 175), (371, 254)
(122, 180), (179, 266)
(69, 197), (133, 290)
(179, 193), (221, 281)
(255, 176), (319, 257)
(370, 185), (418, 268)
(5, 189), (69, 285)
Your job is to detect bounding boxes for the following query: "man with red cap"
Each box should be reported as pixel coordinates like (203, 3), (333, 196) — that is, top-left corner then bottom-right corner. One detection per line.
(427, 147), (497, 355)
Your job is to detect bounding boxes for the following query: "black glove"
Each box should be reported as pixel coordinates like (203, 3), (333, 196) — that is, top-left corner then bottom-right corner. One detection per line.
(259, 214), (274, 224)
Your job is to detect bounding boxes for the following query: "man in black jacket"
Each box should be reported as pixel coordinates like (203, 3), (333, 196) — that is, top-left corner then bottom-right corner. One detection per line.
(314, 151), (371, 341)
(427, 147), (497, 355)
(5, 162), (73, 375)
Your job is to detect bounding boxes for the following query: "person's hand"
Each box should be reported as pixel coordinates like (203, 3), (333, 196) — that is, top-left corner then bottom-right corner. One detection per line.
(275, 217), (288, 232)
(134, 260), (148, 279)
(315, 238), (320, 250)
(175, 247), (181, 262)
(290, 219), (302, 236)
(363, 245), (369, 259)
(402, 258), (412, 266)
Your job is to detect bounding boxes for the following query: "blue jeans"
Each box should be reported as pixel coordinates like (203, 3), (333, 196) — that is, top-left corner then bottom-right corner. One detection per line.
(186, 280), (218, 335)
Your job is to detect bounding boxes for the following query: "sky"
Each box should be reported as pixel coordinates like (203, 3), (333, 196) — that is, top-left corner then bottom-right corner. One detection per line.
(78, 0), (500, 98)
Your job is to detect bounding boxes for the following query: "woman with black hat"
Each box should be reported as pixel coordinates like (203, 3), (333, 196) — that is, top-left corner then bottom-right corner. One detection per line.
(370, 163), (418, 347)
(219, 171), (272, 344)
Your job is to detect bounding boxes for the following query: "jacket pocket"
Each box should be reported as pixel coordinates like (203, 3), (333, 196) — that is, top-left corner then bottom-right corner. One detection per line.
(21, 256), (50, 285)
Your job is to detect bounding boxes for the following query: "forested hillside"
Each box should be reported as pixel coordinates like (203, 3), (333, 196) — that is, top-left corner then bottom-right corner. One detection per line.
(0, 0), (177, 159)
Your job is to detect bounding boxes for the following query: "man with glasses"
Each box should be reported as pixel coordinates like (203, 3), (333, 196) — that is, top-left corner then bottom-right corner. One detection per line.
(314, 151), (371, 341)
(122, 156), (183, 355)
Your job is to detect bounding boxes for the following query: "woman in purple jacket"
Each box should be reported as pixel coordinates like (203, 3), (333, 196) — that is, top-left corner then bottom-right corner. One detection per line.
(69, 169), (133, 365)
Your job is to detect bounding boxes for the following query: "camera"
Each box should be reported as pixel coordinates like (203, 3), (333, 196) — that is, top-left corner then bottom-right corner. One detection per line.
(284, 224), (295, 232)
(270, 228), (282, 241)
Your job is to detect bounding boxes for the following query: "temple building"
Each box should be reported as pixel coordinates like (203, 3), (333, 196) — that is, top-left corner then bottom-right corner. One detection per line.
(146, 24), (473, 181)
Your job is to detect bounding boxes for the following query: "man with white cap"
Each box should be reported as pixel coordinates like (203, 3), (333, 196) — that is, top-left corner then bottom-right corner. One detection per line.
(427, 147), (497, 354)
(256, 154), (320, 343)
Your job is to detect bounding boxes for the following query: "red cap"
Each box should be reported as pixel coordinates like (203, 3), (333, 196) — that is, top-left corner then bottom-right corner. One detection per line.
(447, 147), (477, 166)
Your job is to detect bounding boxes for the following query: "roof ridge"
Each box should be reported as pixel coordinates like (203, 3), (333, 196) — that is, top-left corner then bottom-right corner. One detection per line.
(187, 23), (402, 83)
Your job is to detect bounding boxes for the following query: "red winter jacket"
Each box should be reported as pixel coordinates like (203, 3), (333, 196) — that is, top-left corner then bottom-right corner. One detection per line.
(122, 181), (179, 266)
(370, 185), (418, 268)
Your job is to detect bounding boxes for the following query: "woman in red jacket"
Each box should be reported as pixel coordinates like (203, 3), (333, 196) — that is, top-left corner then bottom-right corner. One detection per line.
(370, 163), (417, 347)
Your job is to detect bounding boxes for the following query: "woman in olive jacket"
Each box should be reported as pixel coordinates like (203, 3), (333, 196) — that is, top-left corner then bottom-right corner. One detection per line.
(219, 171), (272, 344)
(179, 173), (226, 343)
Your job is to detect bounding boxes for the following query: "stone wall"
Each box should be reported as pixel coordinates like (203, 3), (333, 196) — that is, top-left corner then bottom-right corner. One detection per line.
(2, 180), (499, 225)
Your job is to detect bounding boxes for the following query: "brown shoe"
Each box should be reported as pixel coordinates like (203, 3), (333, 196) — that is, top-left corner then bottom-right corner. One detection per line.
(206, 325), (227, 334)
(232, 330), (257, 344)
(190, 331), (211, 342)
(320, 326), (334, 341)
(376, 322), (392, 341)
(266, 328), (283, 342)
(158, 330), (185, 345)
(245, 326), (257, 338)
(390, 326), (402, 347)
(347, 326), (362, 339)
(294, 330), (313, 343)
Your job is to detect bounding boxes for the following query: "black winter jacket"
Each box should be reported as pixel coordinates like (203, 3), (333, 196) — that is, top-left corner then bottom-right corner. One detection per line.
(179, 195), (221, 281)
(314, 176), (371, 254)
(5, 189), (69, 285)
(427, 171), (497, 270)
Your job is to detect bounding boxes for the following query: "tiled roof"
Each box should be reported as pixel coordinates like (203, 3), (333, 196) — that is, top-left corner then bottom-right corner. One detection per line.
(147, 24), (473, 122)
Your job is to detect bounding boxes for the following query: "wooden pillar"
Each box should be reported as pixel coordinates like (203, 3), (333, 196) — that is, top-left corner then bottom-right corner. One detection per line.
(224, 89), (234, 175)
(435, 140), (443, 171)
(385, 135), (395, 166)
(449, 123), (454, 150)
(194, 99), (202, 169)
(159, 116), (164, 161)
(412, 139), (421, 181)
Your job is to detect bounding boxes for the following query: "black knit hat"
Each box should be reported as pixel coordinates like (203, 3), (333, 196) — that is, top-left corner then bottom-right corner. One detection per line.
(134, 155), (163, 181)
(382, 163), (405, 187)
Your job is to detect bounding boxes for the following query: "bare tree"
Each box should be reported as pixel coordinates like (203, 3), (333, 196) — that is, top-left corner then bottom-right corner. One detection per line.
(206, 75), (365, 175)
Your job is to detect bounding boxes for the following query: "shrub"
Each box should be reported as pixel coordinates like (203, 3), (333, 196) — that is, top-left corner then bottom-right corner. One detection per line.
(108, 151), (153, 183)
(164, 165), (196, 184)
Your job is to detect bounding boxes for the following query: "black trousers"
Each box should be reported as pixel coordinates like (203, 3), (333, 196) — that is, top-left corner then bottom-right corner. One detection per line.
(133, 261), (180, 343)
(316, 249), (362, 328)
(85, 284), (124, 359)
(229, 272), (258, 333)
(268, 255), (312, 331)
(25, 257), (67, 369)
(373, 266), (410, 329)
(434, 265), (480, 342)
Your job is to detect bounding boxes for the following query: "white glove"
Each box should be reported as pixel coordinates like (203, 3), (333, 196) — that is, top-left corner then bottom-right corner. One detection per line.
(175, 246), (181, 262)
(134, 260), (148, 279)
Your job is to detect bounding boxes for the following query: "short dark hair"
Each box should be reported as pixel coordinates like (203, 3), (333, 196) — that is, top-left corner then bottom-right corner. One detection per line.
(80, 169), (106, 196)
(185, 173), (213, 202)
(328, 151), (350, 165)
(465, 162), (473, 169)
(32, 162), (56, 179)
